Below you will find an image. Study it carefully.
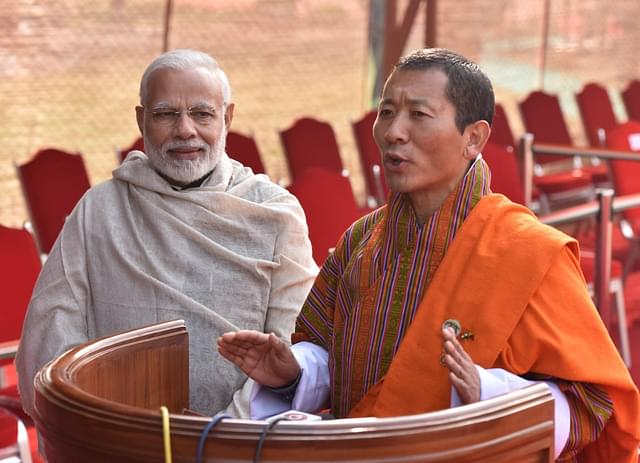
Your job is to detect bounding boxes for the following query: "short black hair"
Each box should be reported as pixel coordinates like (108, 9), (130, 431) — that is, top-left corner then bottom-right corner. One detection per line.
(395, 48), (494, 133)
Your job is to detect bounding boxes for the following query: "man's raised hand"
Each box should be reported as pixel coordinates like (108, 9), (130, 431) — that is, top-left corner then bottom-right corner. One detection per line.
(217, 330), (300, 388)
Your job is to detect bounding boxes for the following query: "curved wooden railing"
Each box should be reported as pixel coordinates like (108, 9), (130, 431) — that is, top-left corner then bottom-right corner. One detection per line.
(34, 320), (554, 462)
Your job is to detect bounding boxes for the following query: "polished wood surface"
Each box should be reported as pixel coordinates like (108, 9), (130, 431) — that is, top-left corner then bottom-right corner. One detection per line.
(34, 320), (554, 462)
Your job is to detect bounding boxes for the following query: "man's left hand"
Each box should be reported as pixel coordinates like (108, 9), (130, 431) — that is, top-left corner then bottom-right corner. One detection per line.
(441, 327), (480, 404)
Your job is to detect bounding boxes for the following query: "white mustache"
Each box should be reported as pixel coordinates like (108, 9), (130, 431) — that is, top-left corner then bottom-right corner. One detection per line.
(163, 142), (207, 151)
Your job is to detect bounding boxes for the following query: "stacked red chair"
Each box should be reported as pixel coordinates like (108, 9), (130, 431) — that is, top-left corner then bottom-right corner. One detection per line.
(352, 109), (388, 207)
(0, 224), (44, 462)
(225, 130), (267, 174)
(621, 79), (640, 122)
(287, 167), (366, 265)
(519, 90), (608, 186)
(16, 148), (91, 255)
(279, 117), (346, 181)
(576, 82), (619, 147)
(116, 136), (144, 164)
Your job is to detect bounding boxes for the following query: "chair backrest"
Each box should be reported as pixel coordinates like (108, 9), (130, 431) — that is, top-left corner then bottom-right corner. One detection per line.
(117, 136), (144, 164)
(605, 121), (640, 226)
(16, 148), (91, 254)
(576, 83), (618, 147)
(488, 103), (517, 149)
(519, 90), (573, 164)
(225, 130), (266, 174)
(352, 109), (388, 206)
(279, 117), (345, 181)
(481, 142), (525, 205)
(621, 79), (640, 122)
(0, 225), (41, 339)
(0, 225), (41, 360)
(287, 167), (362, 265)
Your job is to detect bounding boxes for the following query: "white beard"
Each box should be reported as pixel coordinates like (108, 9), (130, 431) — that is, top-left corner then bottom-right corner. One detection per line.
(145, 131), (226, 186)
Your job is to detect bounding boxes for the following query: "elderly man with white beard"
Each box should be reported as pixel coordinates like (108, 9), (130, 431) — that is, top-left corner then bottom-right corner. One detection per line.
(16, 49), (318, 419)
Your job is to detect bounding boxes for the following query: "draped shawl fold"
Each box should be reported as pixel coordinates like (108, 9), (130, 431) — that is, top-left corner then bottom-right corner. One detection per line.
(17, 151), (318, 418)
(347, 194), (640, 462)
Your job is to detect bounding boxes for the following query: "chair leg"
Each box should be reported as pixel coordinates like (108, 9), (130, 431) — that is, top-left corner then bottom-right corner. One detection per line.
(16, 418), (33, 463)
(622, 236), (639, 279)
(614, 283), (632, 367)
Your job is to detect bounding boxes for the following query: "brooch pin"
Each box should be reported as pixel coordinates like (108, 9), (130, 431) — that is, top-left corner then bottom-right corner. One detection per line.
(439, 319), (475, 366)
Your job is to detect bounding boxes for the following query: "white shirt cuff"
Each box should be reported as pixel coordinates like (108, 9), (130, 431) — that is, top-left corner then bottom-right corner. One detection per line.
(450, 366), (569, 458)
(249, 342), (329, 420)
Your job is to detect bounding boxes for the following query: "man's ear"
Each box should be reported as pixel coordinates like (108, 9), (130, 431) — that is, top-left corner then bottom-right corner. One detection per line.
(224, 103), (235, 131)
(135, 105), (145, 135)
(463, 120), (491, 160)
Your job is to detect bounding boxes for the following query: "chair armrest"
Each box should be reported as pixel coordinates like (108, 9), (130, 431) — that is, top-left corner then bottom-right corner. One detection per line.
(0, 340), (20, 361)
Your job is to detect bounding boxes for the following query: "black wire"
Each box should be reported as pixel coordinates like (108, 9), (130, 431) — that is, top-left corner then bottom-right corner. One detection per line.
(253, 416), (288, 463)
(195, 413), (230, 463)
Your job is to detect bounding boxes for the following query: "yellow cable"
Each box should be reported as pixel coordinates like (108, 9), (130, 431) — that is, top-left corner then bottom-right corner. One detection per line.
(160, 406), (173, 463)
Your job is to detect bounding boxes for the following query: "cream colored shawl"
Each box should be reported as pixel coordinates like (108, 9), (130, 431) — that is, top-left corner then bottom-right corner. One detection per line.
(17, 151), (318, 418)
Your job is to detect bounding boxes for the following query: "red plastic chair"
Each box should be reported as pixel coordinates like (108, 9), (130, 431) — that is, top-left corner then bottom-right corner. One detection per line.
(576, 83), (618, 147)
(488, 103), (518, 150)
(287, 167), (365, 265)
(481, 142), (526, 206)
(621, 79), (640, 122)
(491, 103), (590, 211)
(605, 121), (640, 275)
(352, 109), (388, 207)
(623, 271), (640, 327)
(520, 90), (610, 188)
(225, 130), (266, 174)
(0, 224), (44, 462)
(0, 225), (41, 360)
(279, 117), (346, 182)
(16, 148), (91, 254)
(606, 121), (640, 229)
(116, 136), (144, 164)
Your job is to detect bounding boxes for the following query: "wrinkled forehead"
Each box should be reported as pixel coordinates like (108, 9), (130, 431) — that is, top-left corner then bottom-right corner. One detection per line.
(379, 68), (450, 104)
(144, 67), (224, 108)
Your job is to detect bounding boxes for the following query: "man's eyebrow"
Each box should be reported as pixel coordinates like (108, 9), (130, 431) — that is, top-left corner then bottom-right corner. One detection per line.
(189, 102), (216, 111)
(378, 97), (430, 105)
(149, 101), (216, 110)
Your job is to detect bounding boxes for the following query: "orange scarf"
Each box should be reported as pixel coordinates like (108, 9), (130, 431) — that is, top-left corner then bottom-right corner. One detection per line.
(349, 194), (640, 462)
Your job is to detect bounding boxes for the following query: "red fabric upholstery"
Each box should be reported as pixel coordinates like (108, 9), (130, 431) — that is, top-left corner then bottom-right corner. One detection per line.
(622, 79), (640, 122)
(17, 148), (91, 254)
(481, 142), (526, 205)
(488, 103), (517, 149)
(287, 167), (363, 265)
(606, 121), (640, 230)
(490, 102), (593, 199)
(624, 272), (640, 325)
(225, 130), (266, 174)
(352, 109), (388, 204)
(0, 225), (43, 460)
(0, 225), (41, 363)
(576, 83), (618, 147)
(519, 90), (573, 150)
(279, 117), (345, 181)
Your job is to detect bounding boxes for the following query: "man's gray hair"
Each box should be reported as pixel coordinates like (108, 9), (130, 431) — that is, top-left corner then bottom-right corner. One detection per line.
(139, 49), (231, 105)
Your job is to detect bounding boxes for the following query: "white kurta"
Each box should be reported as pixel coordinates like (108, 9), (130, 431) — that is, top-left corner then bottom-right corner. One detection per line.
(16, 151), (318, 418)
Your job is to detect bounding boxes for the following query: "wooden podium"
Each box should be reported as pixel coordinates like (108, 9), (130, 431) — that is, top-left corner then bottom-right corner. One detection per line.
(33, 320), (554, 462)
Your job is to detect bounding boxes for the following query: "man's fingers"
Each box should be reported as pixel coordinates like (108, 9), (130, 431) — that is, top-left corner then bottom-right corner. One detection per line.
(442, 330), (473, 364)
(219, 331), (270, 350)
